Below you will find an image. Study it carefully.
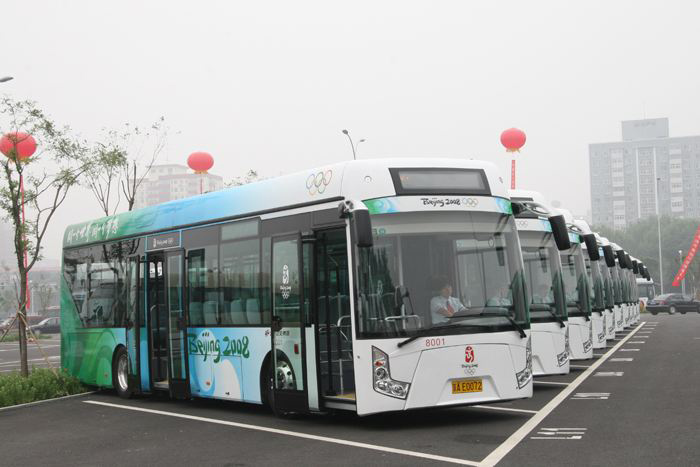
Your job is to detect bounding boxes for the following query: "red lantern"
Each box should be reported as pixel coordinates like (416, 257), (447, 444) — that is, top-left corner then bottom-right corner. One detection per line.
(187, 151), (214, 174)
(0, 132), (37, 160)
(500, 128), (526, 152)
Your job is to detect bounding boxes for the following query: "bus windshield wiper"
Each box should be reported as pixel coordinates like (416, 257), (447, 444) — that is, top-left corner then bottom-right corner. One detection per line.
(531, 303), (566, 328)
(479, 307), (527, 338)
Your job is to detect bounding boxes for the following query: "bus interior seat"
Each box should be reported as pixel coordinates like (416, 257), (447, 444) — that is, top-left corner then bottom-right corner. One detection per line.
(230, 299), (248, 325)
(246, 298), (261, 324)
(203, 301), (218, 325)
(189, 302), (203, 326)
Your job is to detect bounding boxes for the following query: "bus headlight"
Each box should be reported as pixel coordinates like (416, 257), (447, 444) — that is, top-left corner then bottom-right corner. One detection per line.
(372, 346), (410, 399)
(516, 337), (532, 389)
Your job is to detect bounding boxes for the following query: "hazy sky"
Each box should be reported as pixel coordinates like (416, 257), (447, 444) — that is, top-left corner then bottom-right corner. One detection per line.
(2, 1), (699, 261)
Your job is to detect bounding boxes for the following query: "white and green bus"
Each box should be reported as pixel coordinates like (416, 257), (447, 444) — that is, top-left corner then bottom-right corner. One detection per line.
(61, 158), (533, 416)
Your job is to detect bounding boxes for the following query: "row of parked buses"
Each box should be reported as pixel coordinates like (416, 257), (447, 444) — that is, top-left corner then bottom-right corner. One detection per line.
(60, 158), (651, 416)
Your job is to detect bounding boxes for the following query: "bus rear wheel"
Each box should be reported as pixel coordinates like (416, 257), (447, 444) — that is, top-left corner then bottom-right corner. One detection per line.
(113, 347), (133, 399)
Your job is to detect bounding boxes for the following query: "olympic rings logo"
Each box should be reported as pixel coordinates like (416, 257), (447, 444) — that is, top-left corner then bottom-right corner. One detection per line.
(462, 198), (479, 208)
(306, 170), (333, 195)
(517, 220), (529, 228)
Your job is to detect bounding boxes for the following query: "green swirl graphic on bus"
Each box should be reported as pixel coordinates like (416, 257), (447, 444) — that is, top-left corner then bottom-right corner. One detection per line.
(188, 330), (250, 363)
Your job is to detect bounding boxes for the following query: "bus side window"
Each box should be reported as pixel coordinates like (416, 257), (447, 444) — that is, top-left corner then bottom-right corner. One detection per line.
(184, 225), (220, 327)
(220, 238), (261, 326)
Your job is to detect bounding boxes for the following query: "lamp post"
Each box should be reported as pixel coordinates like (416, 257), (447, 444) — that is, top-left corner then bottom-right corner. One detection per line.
(341, 129), (365, 160)
(656, 177), (664, 294)
(679, 250), (686, 295)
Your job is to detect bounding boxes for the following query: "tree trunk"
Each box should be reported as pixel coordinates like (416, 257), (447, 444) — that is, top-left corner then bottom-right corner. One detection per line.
(18, 279), (28, 377)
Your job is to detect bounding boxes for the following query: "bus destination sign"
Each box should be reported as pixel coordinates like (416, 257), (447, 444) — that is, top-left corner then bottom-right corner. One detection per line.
(147, 232), (181, 251)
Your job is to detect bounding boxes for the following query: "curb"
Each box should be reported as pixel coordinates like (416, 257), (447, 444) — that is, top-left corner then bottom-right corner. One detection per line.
(0, 390), (98, 412)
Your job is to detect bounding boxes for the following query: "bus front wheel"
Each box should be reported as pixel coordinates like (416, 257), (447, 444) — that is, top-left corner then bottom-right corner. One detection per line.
(112, 347), (133, 399)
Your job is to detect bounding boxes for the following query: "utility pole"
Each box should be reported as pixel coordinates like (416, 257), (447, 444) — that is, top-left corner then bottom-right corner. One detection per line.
(656, 177), (664, 294)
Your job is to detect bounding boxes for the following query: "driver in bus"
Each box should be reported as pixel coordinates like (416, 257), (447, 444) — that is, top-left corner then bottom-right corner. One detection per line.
(430, 277), (468, 324)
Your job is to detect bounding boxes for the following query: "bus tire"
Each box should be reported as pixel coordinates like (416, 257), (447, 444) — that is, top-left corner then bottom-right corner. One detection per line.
(261, 352), (297, 418)
(112, 346), (133, 399)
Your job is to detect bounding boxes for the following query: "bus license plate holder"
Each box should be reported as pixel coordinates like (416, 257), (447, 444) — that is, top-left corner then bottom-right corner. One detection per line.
(451, 378), (483, 394)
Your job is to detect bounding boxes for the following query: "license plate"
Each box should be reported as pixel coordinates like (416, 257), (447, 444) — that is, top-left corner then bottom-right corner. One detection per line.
(451, 379), (483, 394)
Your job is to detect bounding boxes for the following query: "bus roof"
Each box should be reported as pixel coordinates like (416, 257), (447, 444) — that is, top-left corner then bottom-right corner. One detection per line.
(63, 157), (509, 248)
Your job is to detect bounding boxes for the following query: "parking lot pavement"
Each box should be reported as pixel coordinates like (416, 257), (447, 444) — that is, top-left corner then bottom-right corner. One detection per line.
(0, 335), (61, 373)
(2, 315), (698, 466)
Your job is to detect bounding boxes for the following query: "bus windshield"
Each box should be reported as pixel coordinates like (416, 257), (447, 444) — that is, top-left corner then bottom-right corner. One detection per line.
(638, 282), (655, 299)
(356, 211), (527, 339)
(585, 258), (605, 311)
(560, 244), (590, 317)
(519, 231), (566, 321)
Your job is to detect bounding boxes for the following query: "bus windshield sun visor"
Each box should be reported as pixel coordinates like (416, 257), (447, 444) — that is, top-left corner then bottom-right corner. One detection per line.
(583, 234), (600, 261)
(603, 245), (616, 267)
(548, 215), (571, 251)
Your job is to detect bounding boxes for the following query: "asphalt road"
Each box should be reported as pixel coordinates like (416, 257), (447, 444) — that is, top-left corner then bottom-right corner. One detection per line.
(1, 314), (698, 466)
(0, 334), (61, 374)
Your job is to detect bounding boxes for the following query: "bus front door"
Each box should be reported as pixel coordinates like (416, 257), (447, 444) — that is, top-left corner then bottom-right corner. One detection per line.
(270, 235), (308, 414)
(146, 251), (190, 399)
(125, 255), (142, 393)
(164, 250), (190, 399)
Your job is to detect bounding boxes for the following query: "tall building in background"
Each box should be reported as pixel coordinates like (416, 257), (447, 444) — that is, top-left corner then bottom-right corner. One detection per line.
(589, 118), (700, 229)
(134, 164), (224, 209)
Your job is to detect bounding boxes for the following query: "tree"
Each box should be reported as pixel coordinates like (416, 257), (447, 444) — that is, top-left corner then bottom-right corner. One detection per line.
(226, 169), (260, 187)
(0, 97), (115, 376)
(34, 282), (55, 314)
(86, 118), (169, 216)
(594, 216), (700, 297)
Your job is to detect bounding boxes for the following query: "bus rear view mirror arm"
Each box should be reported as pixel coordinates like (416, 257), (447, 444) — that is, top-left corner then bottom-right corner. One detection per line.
(338, 200), (374, 248)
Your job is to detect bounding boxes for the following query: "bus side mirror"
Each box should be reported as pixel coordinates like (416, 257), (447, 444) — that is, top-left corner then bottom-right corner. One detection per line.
(353, 209), (374, 248)
(616, 250), (627, 269)
(548, 215), (571, 251)
(603, 245), (616, 267)
(632, 260), (639, 274)
(583, 234), (600, 261)
(339, 200), (373, 248)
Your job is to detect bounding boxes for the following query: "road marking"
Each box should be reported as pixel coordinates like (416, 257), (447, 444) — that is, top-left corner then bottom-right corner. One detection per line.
(531, 428), (587, 440)
(628, 341), (645, 344)
(572, 392), (610, 400)
(610, 358), (633, 362)
(480, 322), (645, 467)
(594, 371), (624, 377)
(472, 405), (538, 415)
(0, 344), (60, 352)
(0, 356), (60, 366)
(84, 400), (480, 466)
(593, 354), (606, 357)
(570, 365), (590, 369)
(533, 381), (569, 387)
(620, 348), (640, 352)
(0, 391), (96, 412)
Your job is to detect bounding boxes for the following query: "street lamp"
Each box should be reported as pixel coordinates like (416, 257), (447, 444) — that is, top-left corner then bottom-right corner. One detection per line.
(341, 130), (365, 161)
(679, 250), (686, 295)
(0, 76), (13, 83)
(656, 177), (664, 294)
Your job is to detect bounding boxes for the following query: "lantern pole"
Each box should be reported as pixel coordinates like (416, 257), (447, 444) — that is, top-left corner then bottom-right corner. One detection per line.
(511, 158), (516, 189)
(20, 169), (29, 310)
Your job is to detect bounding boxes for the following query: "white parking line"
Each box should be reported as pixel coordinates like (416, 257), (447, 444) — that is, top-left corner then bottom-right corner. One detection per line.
(619, 348), (640, 352)
(569, 365), (590, 369)
(533, 381), (569, 387)
(480, 322), (645, 467)
(628, 341), (645, 344)
(0, 344), (60, 352)
(610, 358), (633, 362)
(84, 400), (480, 466)
(472, 405), (538, 415)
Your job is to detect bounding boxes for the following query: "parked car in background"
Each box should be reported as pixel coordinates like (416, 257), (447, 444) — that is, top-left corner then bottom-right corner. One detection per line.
(28, 317), (61, 335)
(646, 294), (700, 315)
